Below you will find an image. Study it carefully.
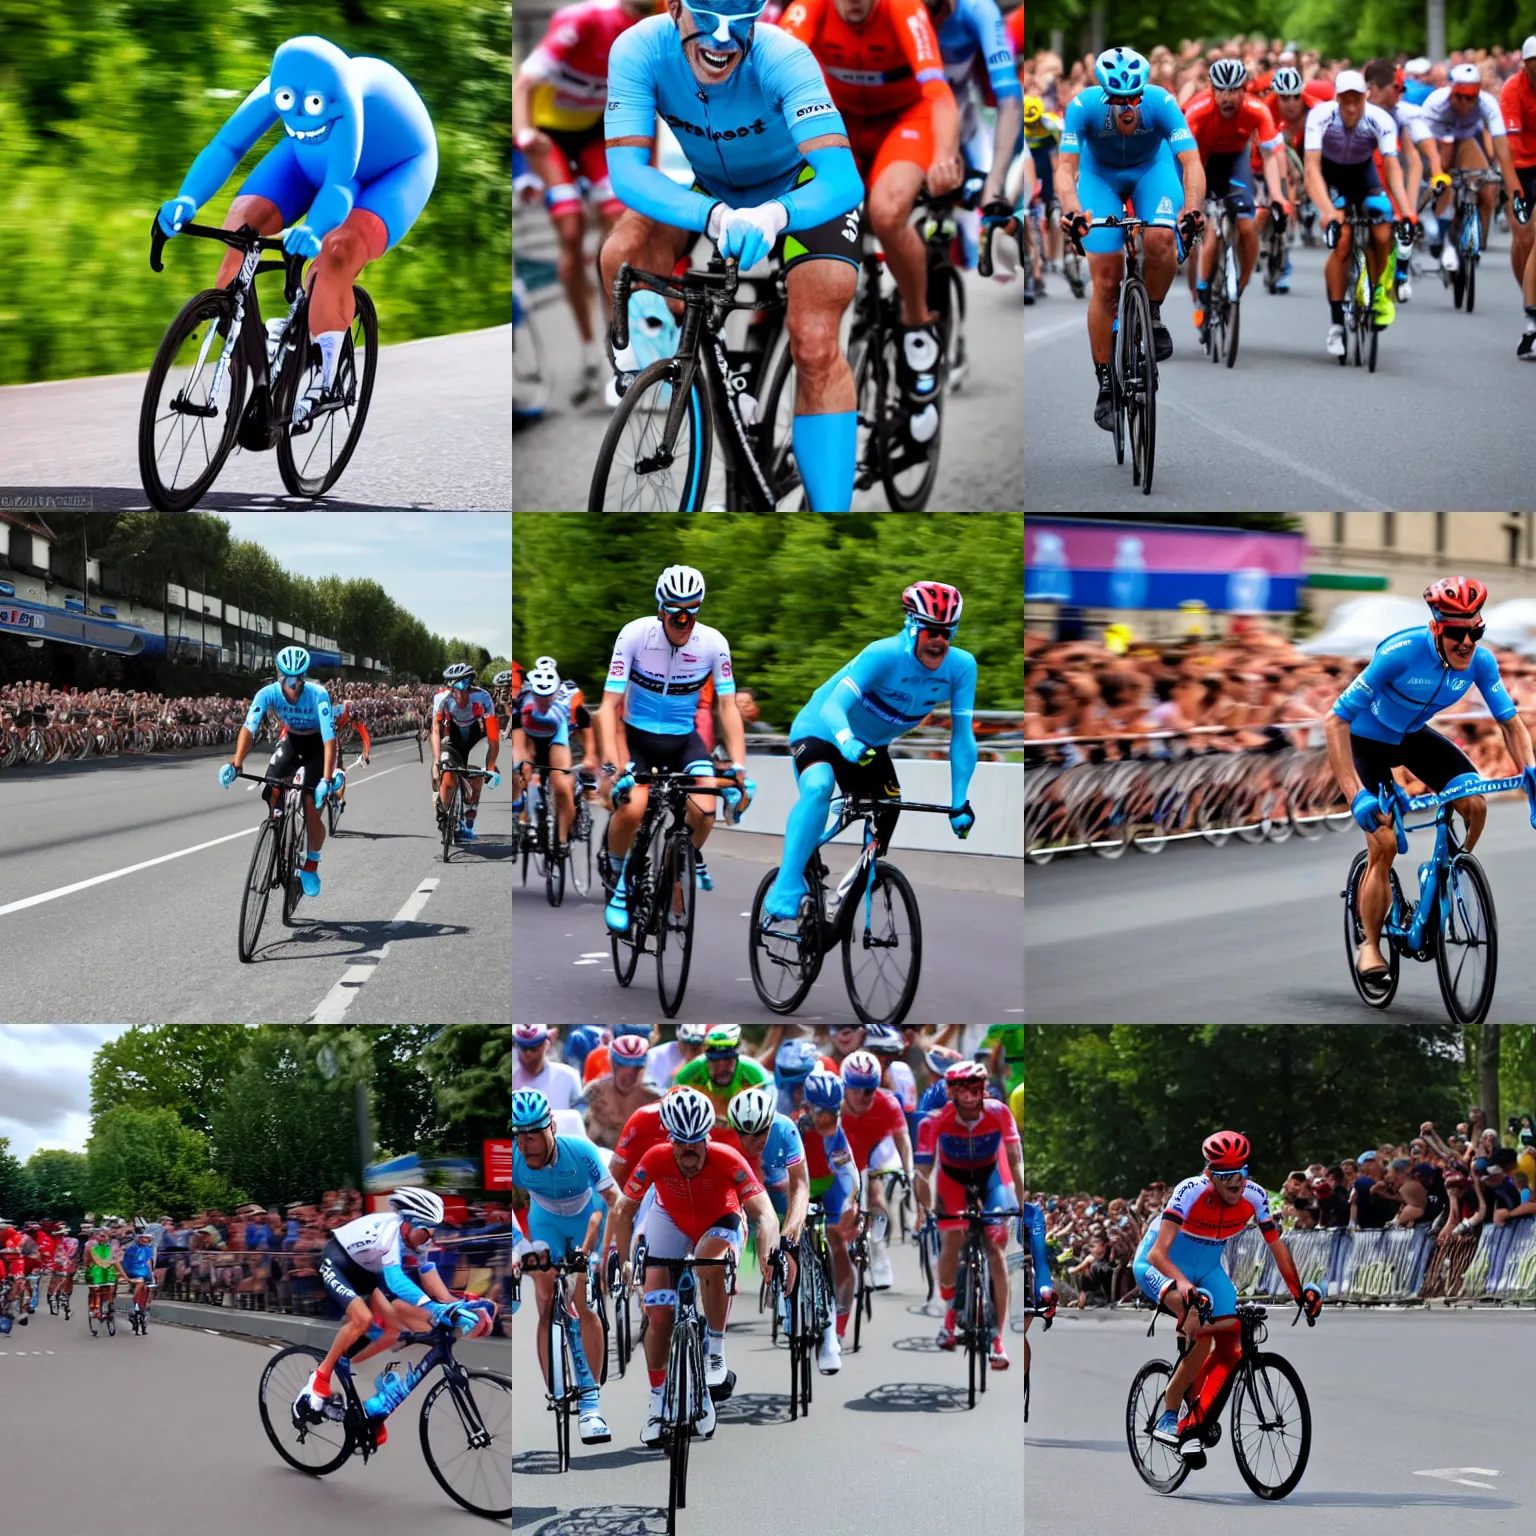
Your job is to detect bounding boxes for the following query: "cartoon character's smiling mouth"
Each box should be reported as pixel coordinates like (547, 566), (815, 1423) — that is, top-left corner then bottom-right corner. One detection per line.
(283, 116), (340, 142)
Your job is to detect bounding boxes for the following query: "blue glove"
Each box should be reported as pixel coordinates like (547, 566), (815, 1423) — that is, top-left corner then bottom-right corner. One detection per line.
(949, 800), (976, 839)
(333, 769), (346, 791)
(835, 731), (872, 766)
(218, 763), (237, 789)
(489, 770), (501, 789)
(1350, 787), (1383, 833)
(283, 223), (322, 260)
(614, 762), (637, 797)
(313, 777), (333, 808)
(1524, 764), (1536, 798)
(158, 195), (197, 237)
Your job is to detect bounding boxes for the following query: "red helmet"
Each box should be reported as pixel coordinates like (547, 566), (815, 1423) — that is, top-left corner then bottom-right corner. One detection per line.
(1202, 1130), (1251, 1171)
(1424, 576), (1488, 624)
(902, 581), (963, 628)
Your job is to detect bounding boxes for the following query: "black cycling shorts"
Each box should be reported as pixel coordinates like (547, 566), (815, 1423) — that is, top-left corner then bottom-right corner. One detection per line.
(268, 733), (327, 799)
(1350, 726), (1476, 798)
(439, 718), (487, 771)
(790, 735), (902, 854)
(625, 723), (713, 775)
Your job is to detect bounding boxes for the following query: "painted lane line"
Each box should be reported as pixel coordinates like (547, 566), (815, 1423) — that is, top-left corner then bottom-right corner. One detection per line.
(305, 878), (441, 1023)
(0, 760), (420, 920)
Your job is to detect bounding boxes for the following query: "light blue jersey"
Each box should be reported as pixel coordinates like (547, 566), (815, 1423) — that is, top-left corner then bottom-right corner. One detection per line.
(758, 1112), (807, 1187)
(1061, 84), (1195, 169)
(1333, 627), (1515, 745)
(244, 679), (336, 741)
(935, 0), (1019, 103)
(1022, 1200), (1050, 1291)
(512, 1134), (616, 1215)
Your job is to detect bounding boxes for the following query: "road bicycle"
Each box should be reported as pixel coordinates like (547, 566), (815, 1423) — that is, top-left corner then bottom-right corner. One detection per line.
(437, 764), (497, 864)
(324, 765), (348, 835)
(140, 219), (377, 510)
(1327, 201), (1391, 372)
(85, 1279), (117, 1337)
(1441, 167), (1503, 312)
(749, 790), (953, 1024)
(935, 1194), (1014, 1409)
(234, 767), (315, 963)
(259, 1308), (509, 1519)
(1342, 773), (1536, 1025)
(598, 767), (739, 1017)
(515, 760), (575, 903)
(1200, 191), (1244, 367)
(1127, 1291), (1315, 1500)
(517, 1245), (605, 1473)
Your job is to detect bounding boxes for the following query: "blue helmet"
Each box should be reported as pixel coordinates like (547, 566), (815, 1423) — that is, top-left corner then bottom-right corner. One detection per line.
(276, 645), (311, 678)
(512, 1089), (553, 1132)
(803, 1071), (845, 1111)
(1095, 47), (1150, 96)
(775, 1039), (820, 1084)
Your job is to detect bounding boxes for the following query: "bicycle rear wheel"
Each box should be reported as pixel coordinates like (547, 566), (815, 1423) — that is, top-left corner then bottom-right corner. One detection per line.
(840, 862), (922, 1024)
(238, 816), (279, 962)
(748, 866), (823, 1013)
(655, 831), (697, 1018)
(1120, 279), (1157, 494)
(441, 782), (459, 863)
(280, 802), (306, 926)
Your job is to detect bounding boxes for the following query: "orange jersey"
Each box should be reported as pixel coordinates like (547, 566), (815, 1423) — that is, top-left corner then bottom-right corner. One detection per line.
(1502, 69), (1536, 168)
(1005, 3), (1022, 58)
(1182, 88), (1283, 159)
(779, 0), (950, 120)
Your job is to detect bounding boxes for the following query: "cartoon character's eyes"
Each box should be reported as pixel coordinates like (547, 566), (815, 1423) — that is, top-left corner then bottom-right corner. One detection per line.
(274, 87), (296, 111)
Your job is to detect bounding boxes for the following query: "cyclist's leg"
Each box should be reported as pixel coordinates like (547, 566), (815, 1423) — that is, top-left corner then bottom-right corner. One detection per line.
(764, 736), (845, 917)
(548, 740), (576, 843)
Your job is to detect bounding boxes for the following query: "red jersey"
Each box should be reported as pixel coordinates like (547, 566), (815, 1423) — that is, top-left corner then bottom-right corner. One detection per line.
(610, 1100), (668, 1184)
(1502, 70), (1536, 168)
(914, 1099), (1019, 1171)
(1183, 89), (1284, 159)
(779, 0), (950, 119)
(622, 1142), (765, 1244)
(523, 0), (645, 132)
(836, 1086), (908, 1172)
(1005, 4), (1022, 57)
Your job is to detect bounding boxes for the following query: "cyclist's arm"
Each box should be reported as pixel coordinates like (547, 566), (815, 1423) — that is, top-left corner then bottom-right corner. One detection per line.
(761, 47), (861, 229)
(176, 81), (278, 208)
(356, 720), (372, 760)
(947, 652), (978, 808)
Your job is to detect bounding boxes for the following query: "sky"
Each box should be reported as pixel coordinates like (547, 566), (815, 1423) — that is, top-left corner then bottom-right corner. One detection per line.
(0, 1026), (129, 1159)
(219, 513), (510, 657)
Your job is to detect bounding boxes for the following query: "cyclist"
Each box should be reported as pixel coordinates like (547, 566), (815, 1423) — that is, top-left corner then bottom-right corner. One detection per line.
(609, 1086), (781, 1445)
(1134, 1131), (1318, 1458)
(294, 1187), (487, 1446)
(219, 645), (338, 898)
(513, 1088), (618, 1446)
(329, 692), (373, 809)
(761, 580), (977, 921)
(645, 1021), (709, 1088)
(514, 1025), (587, 1109)
(1021, 1192), (1054, 1381)
(1023, 96), (1065, 293)
(121, 1219), (158, 1327)
(1325, 577), (1534, 984)
(583, 1031), (663, 1149)
(789, 1069), (861, 1370)
(913, 1060), (1022, 1369)
(599, 567), (748, 933)
(838, 1048), (915, 1289)
(431, 663), (501, 843)
(512, 660), (593, 859)
(773, 1036), (835, 1116)
(674, 1025), (771, 1122)
(47, 1221), (80, 1313)
(83, 1225), (120, 1326)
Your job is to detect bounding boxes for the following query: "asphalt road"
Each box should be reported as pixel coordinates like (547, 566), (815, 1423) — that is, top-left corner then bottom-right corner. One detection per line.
(1025, 227), (1536, 511)
(1023, 795), (1536, 1024)
(513, 820), (1024, 1024)
(0, 738), (510, 1023)
(0, 1304), (492, 1532)
(514, 1216), (1023, 1534)
(513, 269), (1022, 511)
(0, 327), (512, 511)
(1028, 1309), (1531, 1531)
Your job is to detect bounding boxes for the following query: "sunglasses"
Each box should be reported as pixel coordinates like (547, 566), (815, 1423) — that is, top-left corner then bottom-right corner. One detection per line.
(1439, 623), (1485, 644)
(1106, 93), (1143, 108)
(662, 606), (699, 623)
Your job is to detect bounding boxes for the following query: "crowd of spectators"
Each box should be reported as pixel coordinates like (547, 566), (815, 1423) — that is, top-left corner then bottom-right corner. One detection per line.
(1024, 625), (1536, 793)
(65, 1191), (515, 1332)
(1031, 1107), (1536, 1309)
(1021, 37), (1534, 122)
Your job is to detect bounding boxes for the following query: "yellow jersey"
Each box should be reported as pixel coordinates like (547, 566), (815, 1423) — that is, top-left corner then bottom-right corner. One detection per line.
(1023, 111), (1063, 151)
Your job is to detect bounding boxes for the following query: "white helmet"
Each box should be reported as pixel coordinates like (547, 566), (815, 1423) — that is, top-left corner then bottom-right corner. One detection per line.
(534, 655), (558, 671)
(728, 1086), (777, 1136)
(677, 1024), (709, 1043)
(659, 1087), (715, 1143)
(656, 565), (706, 610)
(388, 1187), (446, 1226)
(528, 666), (560, 697)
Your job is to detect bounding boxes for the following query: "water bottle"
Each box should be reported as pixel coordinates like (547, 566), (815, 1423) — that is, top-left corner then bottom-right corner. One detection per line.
(1108, 536), (1147, 610)
(364, 1370), (407, 1419)
(1027, 530), (1072, 603)
(264, 318), (289, 367)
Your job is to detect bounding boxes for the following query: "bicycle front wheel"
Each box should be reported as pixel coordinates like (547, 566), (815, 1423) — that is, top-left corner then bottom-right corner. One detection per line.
(841, 862), (922, 1024)
(280, 805), (307, 926)
(441, 782), (459, 863)
(1126, 1359), (1191, 1494)
(1435, 850), (1497, 1026)
(237, 816), (278, 962)
(589, 358), (711, 511)
(418, 1368), (512, 1519)
(1229, 1352), (1311, 1500)
(655, 831), (697, 1018)
(1120, 279), (1157, 494)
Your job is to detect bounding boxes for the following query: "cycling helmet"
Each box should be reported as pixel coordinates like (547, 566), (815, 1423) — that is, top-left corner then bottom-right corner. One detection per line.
(1425, 576), (1488, 622)
(132, 1217), (148, 1233)
(775, 1039), (821, 1083)
(1209, 57), (1247, 90)
(610, 1033), (650, 1065)
(841, 1050), (882, 1089)
(902, 581), (963, 628)
(1202, 1130), (1251, 1172)
(678, 1023), (709, 1044)
(728, 1086), (777, 1136)
(945, 1060), (989, 1085)
(276, 646), (310, 678)
(803, 1071), (845, 1111)
(1271, 66), (1303, 96)
(704, 1024), (742, 1057)
(655, 565), (707, 610)
(1022, 94), (1044, 124)
(512, 1089), (554, 1132)
(534, 656), (558, 672)
(863, 1025), (903, 1056)
(514, 1025), (549, 1046)
(444, 662), (476, 685)
(527, 666), (561, 697)
(925, 1045), (963, 1077)
(1450, 62), (1482, 91)
(659, 1087), (716, 1143)
(1094, 47), (1150, 96)
(492, 670), (513, 688)
(388, 1187), (447, 1227)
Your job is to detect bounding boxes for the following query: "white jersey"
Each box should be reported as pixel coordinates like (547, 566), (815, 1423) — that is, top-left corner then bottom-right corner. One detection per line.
(884, 1060), (917, 1112)
(1391, 98), (1433, 146)
(1416, 86), (1505, 143)
(643, 1039), (693, 1088)
(513, 1058), (585, 1111)
(1304, 99), (1399, 165)
(331, 1211), (437, 1276)
(604, 616), (735, 736)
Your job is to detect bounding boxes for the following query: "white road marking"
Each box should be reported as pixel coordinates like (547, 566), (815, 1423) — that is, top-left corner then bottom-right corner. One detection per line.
(306, 878), (441, 1023)
(1414, 1467), (1500, 1489)
(0, 757), (418, 920)
(573, 959), (602, 966)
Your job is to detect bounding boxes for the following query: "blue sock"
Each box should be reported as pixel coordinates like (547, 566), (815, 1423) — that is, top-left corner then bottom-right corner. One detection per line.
(792, 411), (856, 512)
